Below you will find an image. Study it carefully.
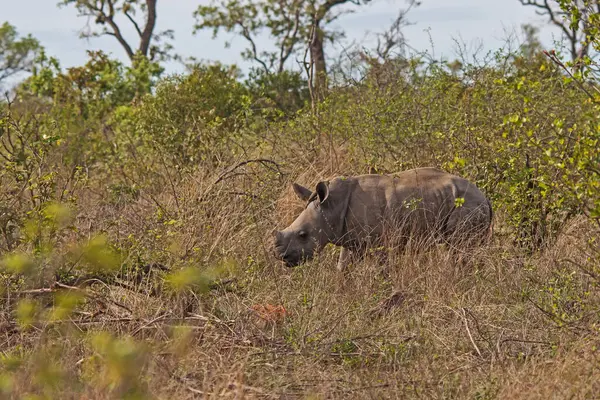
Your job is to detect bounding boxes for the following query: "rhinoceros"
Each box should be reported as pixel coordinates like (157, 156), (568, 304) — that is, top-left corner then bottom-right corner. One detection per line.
(272, 167), (493, 270)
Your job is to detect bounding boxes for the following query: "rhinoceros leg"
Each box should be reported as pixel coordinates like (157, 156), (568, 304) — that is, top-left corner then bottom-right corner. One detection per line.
(336, 246), (353, 272)
(445, 201), (490, 249)
(336, 245), (387, 276)
(444, 200), (491, 266)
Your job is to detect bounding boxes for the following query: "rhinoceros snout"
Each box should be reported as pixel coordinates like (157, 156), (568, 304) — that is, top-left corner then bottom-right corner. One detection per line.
(273, 231), (285, 252)
(275, 248), (307, 268)
(274, 249), (300, 267)
(282, 253), (300, 267)
(272, 231), (287, 257)
(272, 231), (303, 267)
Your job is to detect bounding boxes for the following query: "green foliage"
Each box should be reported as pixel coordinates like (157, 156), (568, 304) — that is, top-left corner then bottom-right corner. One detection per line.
(193, 0), (370, 99)
(2, 252), (35, 275)
(86, 332), (149, 398)
(556, 0), (600, 52)
(1, 202), (122, 288)
(15, 298), (38, 328)
(246, 67), (309, 116)
(0, 105), (69, 252)
(48, 291), (85, 322)
(22, 49), (62, 96)
(130, 63), (250, 164)
(0, 22), (41, 85)
(23, 50), (161, 117)
(22, 202), (75, 256)
(331, 338), (363, 367)
(194, 0), (310, 72)
(67, 235), (121, 274)
(13, 50), (162, 186)
(165, 266), (211, 294)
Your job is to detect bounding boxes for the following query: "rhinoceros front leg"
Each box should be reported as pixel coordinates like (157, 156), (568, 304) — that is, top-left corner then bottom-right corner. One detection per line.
(336, 246), (353, 273)
(336, 245), (368, 274)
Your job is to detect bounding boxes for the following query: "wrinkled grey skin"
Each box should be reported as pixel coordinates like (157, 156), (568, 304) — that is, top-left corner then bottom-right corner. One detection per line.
(273, 167), (493, 270)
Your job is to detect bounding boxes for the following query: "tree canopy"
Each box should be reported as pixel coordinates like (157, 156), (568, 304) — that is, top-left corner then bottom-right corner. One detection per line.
(0, 22), (41, 86)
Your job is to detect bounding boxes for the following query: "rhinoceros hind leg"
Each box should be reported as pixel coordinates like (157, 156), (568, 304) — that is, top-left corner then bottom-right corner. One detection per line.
(445, 201), (491, 249)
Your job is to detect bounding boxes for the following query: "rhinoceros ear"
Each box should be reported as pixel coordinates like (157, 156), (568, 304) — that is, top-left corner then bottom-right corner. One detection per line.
(292, 183), (312, 202)
(315, 181), (330, 204)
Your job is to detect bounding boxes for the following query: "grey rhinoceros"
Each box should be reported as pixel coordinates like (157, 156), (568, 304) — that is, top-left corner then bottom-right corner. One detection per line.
(272, 167), (493, 270)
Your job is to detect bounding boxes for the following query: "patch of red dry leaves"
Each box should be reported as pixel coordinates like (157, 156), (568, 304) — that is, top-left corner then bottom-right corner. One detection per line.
(250, 304), (287, 322)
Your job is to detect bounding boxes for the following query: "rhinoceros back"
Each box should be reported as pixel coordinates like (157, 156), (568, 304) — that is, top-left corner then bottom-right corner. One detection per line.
(339, 167), (491, 248)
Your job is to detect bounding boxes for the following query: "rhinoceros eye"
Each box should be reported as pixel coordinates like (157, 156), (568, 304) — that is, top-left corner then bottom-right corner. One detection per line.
(298, 230), (308, 239)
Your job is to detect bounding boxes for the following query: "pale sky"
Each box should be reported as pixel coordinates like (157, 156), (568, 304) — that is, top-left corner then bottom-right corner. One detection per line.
(3, 0), (566, 86)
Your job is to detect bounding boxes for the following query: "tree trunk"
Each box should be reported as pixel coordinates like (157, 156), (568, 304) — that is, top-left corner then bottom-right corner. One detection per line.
(309, 24), (327, 101)
(139, 0), (157, 58)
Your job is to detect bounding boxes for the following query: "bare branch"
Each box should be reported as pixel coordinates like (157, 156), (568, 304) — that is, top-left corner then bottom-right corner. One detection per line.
(375, 0), (417, 61)
(61, 0), (168, 62)
(104, 13), (135, 59)
(277, 1), (302, 73)
(238, 20), (270, 73)
(124, 10), (144, 38)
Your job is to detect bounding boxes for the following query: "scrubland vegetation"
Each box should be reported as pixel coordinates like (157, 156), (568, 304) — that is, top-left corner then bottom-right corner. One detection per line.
(1, 1), (600, 398)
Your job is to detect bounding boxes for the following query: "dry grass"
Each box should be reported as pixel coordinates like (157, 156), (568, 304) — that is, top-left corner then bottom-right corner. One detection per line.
(1, 154), (599, 399)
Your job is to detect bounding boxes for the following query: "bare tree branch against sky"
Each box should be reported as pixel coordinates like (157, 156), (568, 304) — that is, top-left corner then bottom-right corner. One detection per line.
(4, 0), (566, 80)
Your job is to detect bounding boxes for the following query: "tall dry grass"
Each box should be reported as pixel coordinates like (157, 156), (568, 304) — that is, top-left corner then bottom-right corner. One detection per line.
(2, 145), (598, 399)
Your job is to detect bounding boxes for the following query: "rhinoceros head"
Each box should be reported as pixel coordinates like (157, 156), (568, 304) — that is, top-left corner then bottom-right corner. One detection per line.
(273, 179), (349, 267)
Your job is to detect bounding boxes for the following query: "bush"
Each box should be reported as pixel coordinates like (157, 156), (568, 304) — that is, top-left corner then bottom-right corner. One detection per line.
(129, 63), (251, 166)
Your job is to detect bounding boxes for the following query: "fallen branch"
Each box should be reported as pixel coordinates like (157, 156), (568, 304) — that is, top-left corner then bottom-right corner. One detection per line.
(19, 287), (55, 294)
(18, 281), (133, 315)
(500, 337), (553, 346)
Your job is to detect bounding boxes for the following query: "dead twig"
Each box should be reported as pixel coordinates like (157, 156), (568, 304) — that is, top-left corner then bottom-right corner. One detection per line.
(198, 159), (285, 203)
(461, 307), (482, 357)
(214, 159), (284, 186)
(561, 257), (600, 282)
(543, 50), (600, 101)
(333, 383), (391, 393)
(131, 313), (170, 337)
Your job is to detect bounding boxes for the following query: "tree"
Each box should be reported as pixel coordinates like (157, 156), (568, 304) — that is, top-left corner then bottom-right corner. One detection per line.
(518, 0), (599, 63)
(0, 22), (41, 86)
(508, 24), (553, 72)
(195, 0), (303, 75)
(194, 0), (371, 100)
(58, 0), (174, 63)
(307, 0), (373, 100)
(520, 23), (544, 59)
